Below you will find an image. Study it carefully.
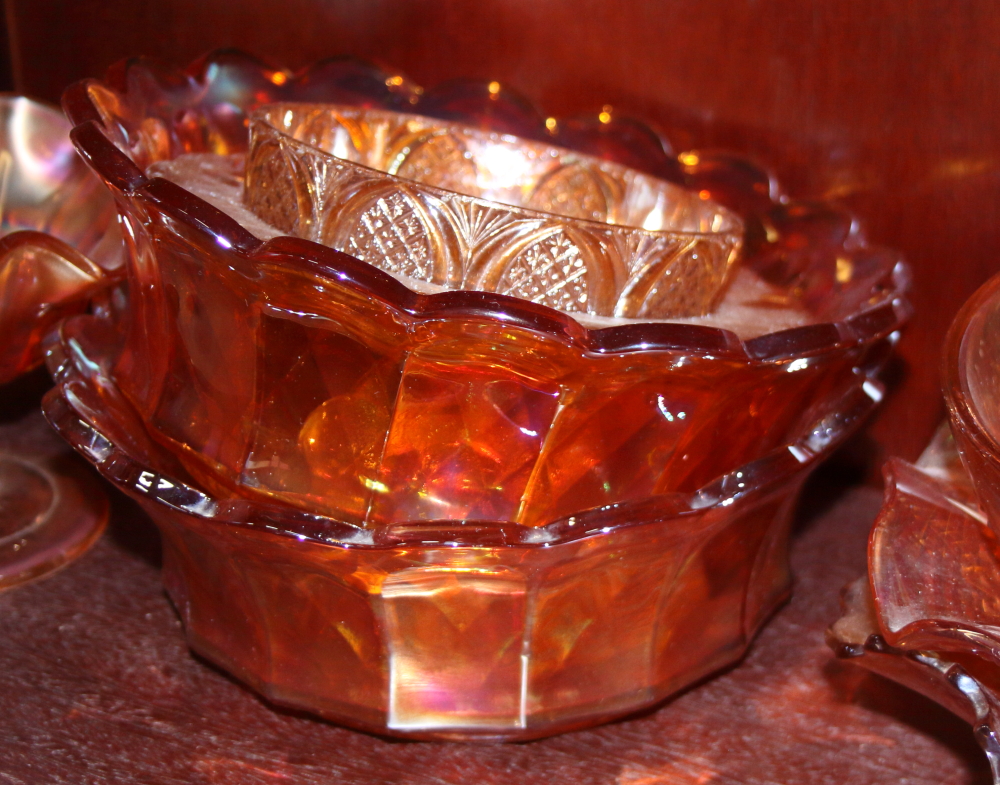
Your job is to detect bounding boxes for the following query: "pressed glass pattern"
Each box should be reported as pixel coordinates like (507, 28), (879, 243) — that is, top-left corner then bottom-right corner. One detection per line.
(47, 50), (911, 739)
(243, 104), (743, 319)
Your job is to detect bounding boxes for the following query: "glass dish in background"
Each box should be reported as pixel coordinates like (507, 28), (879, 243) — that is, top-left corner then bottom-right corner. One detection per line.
(0, 96), (121, 383)
(829, 271), (1000, 783)
(0, 96), (117, 589)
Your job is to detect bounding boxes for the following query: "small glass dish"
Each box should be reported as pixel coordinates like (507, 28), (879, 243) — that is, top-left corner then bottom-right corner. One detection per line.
(244, 103), (743, 319)
(50, 51), (910, 739)
(828, 271), (1000, 782)
(0, 96), (115, 590)
(0, 96), (120, 383)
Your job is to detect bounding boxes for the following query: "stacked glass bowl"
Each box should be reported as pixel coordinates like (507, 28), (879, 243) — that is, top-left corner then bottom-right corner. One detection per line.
(3, 52), (912, 739)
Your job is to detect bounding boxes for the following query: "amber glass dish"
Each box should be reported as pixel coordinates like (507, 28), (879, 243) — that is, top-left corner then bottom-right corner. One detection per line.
(244, 104), (743, 319)
(943, 272), (1000, 538)
(828, 273), (1000, 782)
(0, 96), (119, 383)
(53, 51), (909, 740)
(0, 96), (114, 590)
(45, 305), (879, 740)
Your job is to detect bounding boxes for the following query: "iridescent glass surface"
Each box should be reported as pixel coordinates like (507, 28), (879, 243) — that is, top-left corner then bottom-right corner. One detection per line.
(47, 51), (910, 739)
(0, 96), (119, 383)
(829, 272), (1000, 783)
(45, 302), (878, 739)
(0, 97), (114, 589)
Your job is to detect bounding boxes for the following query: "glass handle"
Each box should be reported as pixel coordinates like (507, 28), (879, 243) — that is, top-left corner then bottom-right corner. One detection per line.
(0, 229), (118, 384)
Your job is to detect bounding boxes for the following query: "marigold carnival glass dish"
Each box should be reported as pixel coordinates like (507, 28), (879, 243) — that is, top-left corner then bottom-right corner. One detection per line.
(44, 309), (881, 740)
(244, 104), (743, 319)
(0, 96), (116, 589)
(828, 272), (1000, 782)
(49, 51), (911, 739)
(0, 96), (120, 383)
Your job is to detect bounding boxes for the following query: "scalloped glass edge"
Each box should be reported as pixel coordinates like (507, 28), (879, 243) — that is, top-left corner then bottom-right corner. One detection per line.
(59, 52), (911, 363)
(821, 270), (1000, 783)
(826, 418), (1000, 782)
(42, 320), (882, 550)
(828, 578), (1000, 783)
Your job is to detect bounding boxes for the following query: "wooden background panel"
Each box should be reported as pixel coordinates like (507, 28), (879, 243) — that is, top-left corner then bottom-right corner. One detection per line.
(7, 0), (1000, 465)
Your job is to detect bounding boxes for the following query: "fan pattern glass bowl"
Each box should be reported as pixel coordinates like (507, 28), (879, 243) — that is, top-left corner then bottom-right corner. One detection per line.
(243, 103), (744, 319)
(43, 51), (910, 739)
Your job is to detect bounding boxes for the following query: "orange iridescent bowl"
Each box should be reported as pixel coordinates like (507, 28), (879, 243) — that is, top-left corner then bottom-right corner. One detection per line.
(0, 95), (121, 384)
(827, 272), (1000, 780)
(45, 304), (879, 740)
(47, 51), (909, 740)
(0, 96), (117, 590)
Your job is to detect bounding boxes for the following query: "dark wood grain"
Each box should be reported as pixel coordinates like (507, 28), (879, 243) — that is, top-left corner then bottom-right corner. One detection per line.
(0, 410), (990, 783)
(8, 0), (1000, 467)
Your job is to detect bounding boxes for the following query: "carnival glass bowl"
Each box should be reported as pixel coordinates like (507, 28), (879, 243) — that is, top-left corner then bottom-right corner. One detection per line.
(45, 304), (878, 740)
(828, 272), (1000, 781)
(0, 96), (119, 383)
(51, 51), (910, 739)
(0, 96), (115, 589)
(60, 55), (908, 529)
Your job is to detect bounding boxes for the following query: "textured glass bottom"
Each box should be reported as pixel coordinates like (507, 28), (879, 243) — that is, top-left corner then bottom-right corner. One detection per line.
(0, 449), (108, 591)
(0, 457), (53, 541)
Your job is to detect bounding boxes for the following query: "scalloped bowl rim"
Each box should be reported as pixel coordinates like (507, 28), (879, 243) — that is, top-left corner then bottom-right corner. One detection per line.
(60, 55), (910, 363)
